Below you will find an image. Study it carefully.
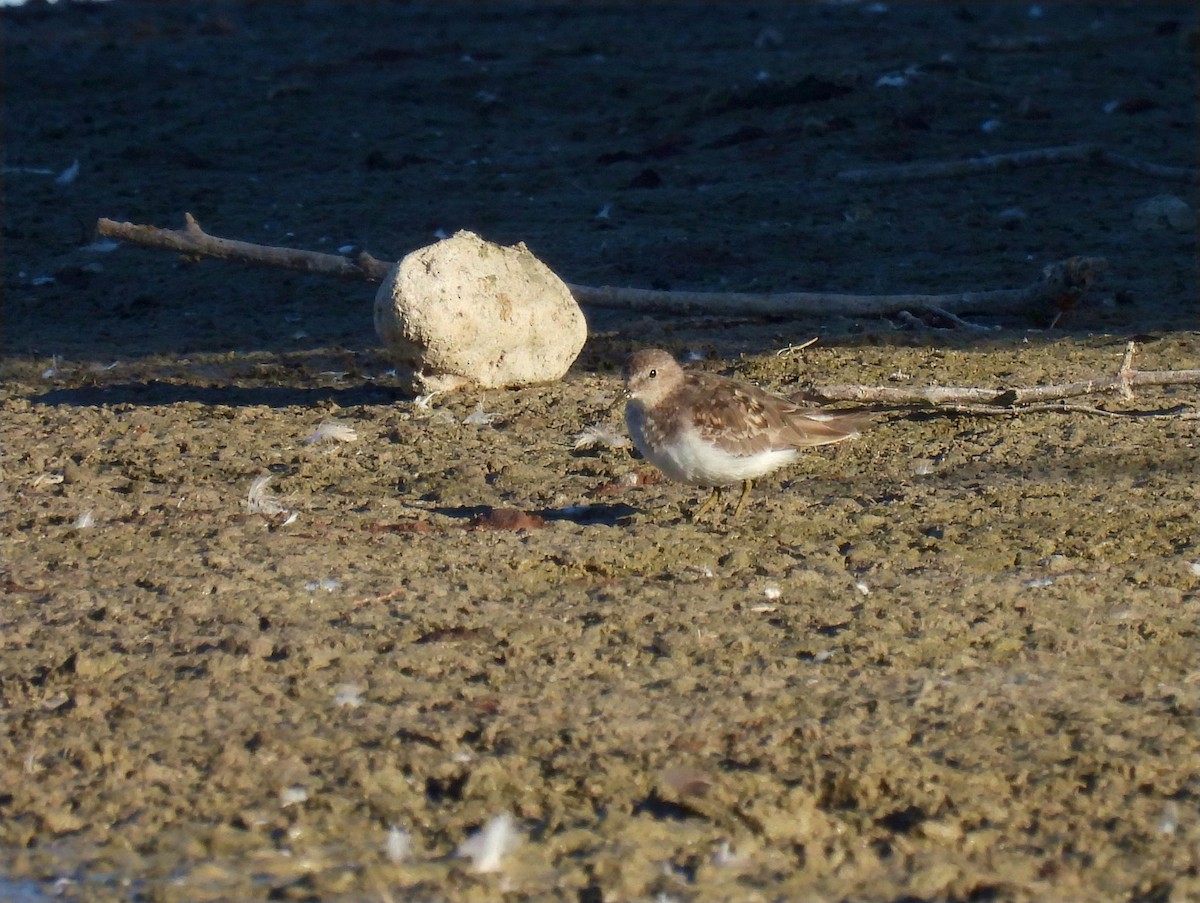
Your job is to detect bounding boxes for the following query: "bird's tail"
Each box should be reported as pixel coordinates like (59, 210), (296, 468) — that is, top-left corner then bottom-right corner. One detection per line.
(789, 409), (872, 446)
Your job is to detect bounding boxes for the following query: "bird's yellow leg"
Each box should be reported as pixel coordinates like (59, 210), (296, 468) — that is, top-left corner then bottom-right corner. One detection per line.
(731, 479), (754, 519)
(692, 487), (722, 521)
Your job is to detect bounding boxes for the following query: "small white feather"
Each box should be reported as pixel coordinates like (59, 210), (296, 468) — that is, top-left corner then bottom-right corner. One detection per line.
(1158, 802), (1179, 835)
(711, 840), (742, 867)
(279, 786), (308, 808)
(457, 813), (521, 873)
(305, 577), (342, 593)
(302, 420), (358, 445)
(385, 825), (412, 864)
(463, 403), (499, 426)
(334, 683), (365, 709)
(246, 475), (288, 516)
(55, 160), (80, 185)
(573, 424), (631, 451)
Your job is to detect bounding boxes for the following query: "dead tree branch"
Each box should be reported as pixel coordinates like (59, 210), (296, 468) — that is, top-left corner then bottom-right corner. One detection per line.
(836, 144), (1197, 184)
(795, 342), (1200, 417)
(96, 213), (394, 281)
(565, 282), (1040, 317)
(94, 214), (1107, 320)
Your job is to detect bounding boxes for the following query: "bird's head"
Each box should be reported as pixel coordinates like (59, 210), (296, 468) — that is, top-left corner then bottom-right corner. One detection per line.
(622, 348), (683, 405)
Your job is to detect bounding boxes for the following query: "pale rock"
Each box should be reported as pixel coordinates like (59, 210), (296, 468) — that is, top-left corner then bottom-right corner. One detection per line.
(1133, 194), (1196, 233)
(374, 230), (587, 392)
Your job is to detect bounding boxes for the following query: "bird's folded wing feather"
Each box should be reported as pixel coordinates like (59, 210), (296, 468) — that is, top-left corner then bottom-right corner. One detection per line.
(685, 376), (866, 454)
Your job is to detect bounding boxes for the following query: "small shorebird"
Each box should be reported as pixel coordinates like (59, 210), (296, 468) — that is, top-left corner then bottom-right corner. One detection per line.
(623, 348), (868, 519)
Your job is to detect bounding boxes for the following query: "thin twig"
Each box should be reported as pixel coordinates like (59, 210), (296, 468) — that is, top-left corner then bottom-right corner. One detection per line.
(925, 306), (995, 332)
(836, 144), (1197, 185)
(352, 587), (406, 609)
(775, 337), (820, 357)
(94, 214), (1108, 319)
(795, 342), (1200, 417)
(924, 402), (1195, 419)
(896, 305), (1021, 333)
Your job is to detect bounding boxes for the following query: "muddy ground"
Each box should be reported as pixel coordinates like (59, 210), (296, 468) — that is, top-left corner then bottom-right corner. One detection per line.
(2, 1), (1199, 901)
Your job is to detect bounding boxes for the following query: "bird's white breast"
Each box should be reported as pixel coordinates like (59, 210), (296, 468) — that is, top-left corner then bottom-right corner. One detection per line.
(666, 424), (798, 485)
(627, 404), (797, 486)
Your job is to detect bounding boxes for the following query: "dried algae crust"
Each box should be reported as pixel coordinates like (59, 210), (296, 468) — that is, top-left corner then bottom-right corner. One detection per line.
(2, 335), (1199, 901)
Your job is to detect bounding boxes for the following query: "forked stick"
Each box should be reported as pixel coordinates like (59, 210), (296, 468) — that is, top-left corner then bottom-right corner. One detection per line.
(795, 342), (1200, 417)
(95, 214), (1105, 320)
(97, 213), (394, 281)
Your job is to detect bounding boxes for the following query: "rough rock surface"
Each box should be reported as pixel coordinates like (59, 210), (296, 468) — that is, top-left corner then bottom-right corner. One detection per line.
(374, 230), (587, 393)
(1133, 194), (1197, 233)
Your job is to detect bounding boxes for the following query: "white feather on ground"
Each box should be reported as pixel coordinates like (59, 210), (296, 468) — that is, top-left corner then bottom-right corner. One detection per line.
(384, 825), (411, 864)
(246, 475), (288, 516)
(456, 813), (521, 873)
(463, 403), (499, 426)
(302, 420), (358, 445)
(573, 423), (631, 451)
(333, 684), (364, 709)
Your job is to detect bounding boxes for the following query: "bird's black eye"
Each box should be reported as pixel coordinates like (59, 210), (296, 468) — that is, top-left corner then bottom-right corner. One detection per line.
(648, 369), (657, 378)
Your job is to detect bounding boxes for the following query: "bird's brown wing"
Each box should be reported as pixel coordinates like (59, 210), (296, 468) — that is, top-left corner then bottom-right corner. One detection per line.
(682, 374), (866, 455)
